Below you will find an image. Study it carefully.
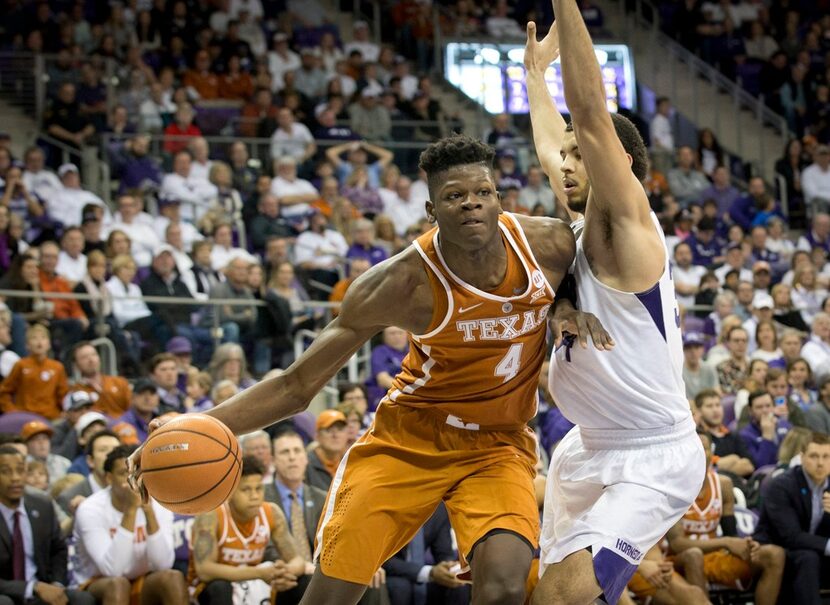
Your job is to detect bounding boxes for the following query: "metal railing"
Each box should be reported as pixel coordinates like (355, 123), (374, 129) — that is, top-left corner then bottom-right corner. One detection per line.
(0, 288), (369, 405)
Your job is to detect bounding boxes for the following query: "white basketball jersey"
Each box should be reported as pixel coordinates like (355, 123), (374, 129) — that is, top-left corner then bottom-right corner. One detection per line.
(549, 213), (690, 430)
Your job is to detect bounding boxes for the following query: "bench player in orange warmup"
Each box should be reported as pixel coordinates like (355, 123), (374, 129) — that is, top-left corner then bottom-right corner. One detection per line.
(131, 134), (609, 604)
(666, 433), (785, 605)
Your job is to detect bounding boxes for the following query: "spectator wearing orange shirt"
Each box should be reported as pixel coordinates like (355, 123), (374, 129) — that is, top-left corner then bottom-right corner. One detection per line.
(218, 55), (254, 101)
(69, 342), (132, 418)
(0, 324), (68, 419)
(328, 258), (371, 316)
(163, 103), (203, 154)
(239, 88), (279, 138)
(183, 50), (220, 100)
(39, 240), (88, 345)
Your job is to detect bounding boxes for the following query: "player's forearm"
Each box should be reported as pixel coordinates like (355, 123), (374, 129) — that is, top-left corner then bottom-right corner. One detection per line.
(553, 0), (606, 122)
(195, 560), (264, 582)
(526, 71), (567, 199)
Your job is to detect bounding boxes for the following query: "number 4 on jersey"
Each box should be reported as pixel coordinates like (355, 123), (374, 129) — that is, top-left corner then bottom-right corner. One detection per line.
(495, 343), (524, 383)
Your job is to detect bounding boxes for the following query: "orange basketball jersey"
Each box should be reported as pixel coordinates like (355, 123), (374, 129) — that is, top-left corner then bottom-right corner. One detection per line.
(188, 503), (276, 589)
(382, 213), (555, 429)
(680, 469), (723, 540)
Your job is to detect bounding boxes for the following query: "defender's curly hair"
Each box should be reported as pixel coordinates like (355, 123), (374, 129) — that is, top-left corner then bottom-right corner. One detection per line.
(565, 114), (648, 181)
(418, 135), (495, 194)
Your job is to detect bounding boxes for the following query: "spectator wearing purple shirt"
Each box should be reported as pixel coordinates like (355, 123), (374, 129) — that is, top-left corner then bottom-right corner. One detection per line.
(366, 326), (409, 408)
(112, 134), (163, 194)
(729, 177), (783, 232)
(117, 379), (160, 443)
(346, 218), (388, 267)
(699, 166), (741, 218)
(739, 390), (792, 468)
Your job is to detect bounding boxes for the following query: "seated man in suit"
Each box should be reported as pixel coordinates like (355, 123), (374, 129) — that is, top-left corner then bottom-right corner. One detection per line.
(383, 503), (469, 605)
(754, 432), (830, 605)
(0, 445), (94, 605)
(57, 430), (120, 518)
(265, 430), (388, 604)
(190, 456), (308, 605)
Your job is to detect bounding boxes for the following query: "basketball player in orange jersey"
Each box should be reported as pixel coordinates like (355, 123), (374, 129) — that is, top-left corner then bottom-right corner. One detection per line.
(132, 134), (601, 604)
(625, 543), (710, 605)
(189, 456), (310, 604)
(666, 433), (785, 605)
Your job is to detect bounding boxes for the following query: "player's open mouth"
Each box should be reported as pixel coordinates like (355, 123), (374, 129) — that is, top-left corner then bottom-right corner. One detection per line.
(461, 219), (483, 226)
(563, 178), (578, 194)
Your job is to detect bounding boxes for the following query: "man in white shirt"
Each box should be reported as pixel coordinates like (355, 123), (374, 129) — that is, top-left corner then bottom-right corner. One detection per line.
(294, 211), (348, 295)
(270, 108), (316, 166)
(105, 194), (160, 267)
(715, 242), (753, 284)
(73, 445), (188, 604)
(153, 197), (203, 253)
(21, 146), (62, 203)
(343, 21), (379, 63)
(672, 241), (707, 309)
(667, 146), (711, 207)
(797, 212), (830, 252)
(383, 176), (425, 236)
(267, 33), (301, 92)
(159, 150), (219, 223)
(801, 313), (830, 383)
(55, 226), (87, 285)
(187, 137), (214, 185)
(270, 156), (319, 223)
(649, 97), (674, 173)
(486, 1), (524, 37)
(802, 145), (830, 214)
(519, 165), (556, 216)
(48, 164), (110, 228)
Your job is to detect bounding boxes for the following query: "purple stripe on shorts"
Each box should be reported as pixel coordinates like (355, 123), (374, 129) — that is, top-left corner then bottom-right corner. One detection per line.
(593, 546), (639, 605)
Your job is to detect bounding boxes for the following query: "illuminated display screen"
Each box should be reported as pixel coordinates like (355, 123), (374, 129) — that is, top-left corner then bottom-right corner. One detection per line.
(445, 42), (636, 115)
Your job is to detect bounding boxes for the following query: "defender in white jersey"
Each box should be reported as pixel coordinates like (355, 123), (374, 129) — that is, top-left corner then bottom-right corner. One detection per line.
(525, 6), (705, 604)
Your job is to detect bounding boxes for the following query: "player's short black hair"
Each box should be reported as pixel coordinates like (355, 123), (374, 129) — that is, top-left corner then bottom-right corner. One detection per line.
(104, 444), (137, 474)
(564, 114), (648, 181)
(419, 135), (495, 197)
(241, 455), (265, 477)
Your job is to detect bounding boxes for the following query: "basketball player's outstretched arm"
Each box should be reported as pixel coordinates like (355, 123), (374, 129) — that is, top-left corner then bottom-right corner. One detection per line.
(553, 0), (665, 289)
(523, 21), (568, 208)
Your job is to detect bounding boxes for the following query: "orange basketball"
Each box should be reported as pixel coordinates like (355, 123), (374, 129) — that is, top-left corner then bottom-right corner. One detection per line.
(140, 414), (242, 514)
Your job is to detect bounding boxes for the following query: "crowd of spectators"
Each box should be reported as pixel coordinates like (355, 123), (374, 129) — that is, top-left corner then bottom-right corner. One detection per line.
(654, 0), (830, 143)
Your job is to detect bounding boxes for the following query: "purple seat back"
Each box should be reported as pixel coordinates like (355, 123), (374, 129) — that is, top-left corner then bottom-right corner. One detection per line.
(0, 411), (51, 435)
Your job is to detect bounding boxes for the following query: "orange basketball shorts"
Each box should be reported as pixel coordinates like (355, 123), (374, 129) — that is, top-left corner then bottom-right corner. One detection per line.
(703, 550), (753, 590)
(627, 569), (685, 599)
(313, 402), (540, 585)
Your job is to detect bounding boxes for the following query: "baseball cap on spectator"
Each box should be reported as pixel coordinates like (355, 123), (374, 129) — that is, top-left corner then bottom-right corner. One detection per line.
(683, 332), (705, 348)
(817, 144), (830, 156)
(697, 217), (716, 232)
(81, 204), (100, 224)
(58, 163), (79, 178)
(153, 243), (176, 258)
(316, 410), (347, 431)
(753, 260), (771, 274)
(134, 378), (158, 394)
(76, 411), (108, 436)
(166, 336), (192, 355)
(726, 242), (742, 252)
(111, 421), (140, 445)
(497, 148), (517, 159)
(753, 293), (774, 309)
(158, 196), (181, 208)
(360, 88), (379, 99)
(20, 420), (54, 441)
(675, 209), (693, 223)
(354, 20), (369, 29)
(273, 32), (289, 42)
(63, 390), (95, 412)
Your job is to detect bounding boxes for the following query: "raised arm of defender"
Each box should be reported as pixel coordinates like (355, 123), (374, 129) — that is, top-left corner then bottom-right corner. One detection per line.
(553, 0), (665, 291)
